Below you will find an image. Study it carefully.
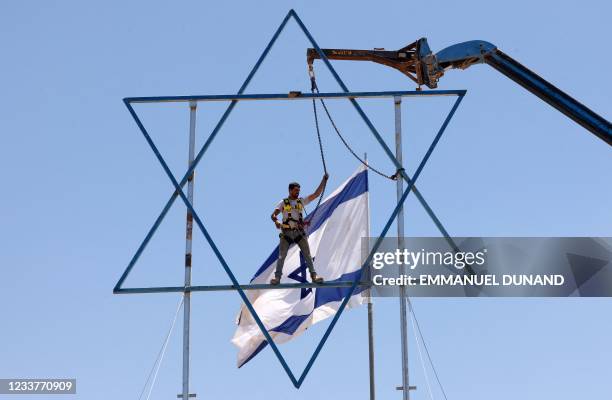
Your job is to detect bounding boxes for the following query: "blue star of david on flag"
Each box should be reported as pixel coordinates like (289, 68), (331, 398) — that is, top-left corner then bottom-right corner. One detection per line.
(287, 254), (314, 299)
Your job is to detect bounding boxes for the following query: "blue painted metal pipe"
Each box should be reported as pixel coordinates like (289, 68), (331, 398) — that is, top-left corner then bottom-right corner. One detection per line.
(123, 90), (465, 104)
(113, 281), (365, 294)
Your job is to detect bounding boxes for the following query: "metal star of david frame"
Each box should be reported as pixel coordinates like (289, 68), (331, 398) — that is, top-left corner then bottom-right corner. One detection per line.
(114, 9), (466, 388)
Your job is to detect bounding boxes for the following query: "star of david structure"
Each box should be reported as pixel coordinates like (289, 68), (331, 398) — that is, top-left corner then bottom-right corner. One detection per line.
(113, 9), (466, 388)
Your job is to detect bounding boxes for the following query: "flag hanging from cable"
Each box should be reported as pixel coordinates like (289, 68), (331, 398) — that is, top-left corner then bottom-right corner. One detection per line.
(232, 165), (370, 367)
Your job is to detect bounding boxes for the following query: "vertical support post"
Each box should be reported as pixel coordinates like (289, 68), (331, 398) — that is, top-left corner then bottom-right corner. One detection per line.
(364, 153), (375, 400)
(394, 96), (410, 400)
(181, 101), (197, 399)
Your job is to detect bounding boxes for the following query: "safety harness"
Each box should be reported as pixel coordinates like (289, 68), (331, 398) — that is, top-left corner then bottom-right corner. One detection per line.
(280, 198), (306, 244)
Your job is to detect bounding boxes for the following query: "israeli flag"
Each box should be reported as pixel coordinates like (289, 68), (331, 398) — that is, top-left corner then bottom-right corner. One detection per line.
(232, 165), (369, 367)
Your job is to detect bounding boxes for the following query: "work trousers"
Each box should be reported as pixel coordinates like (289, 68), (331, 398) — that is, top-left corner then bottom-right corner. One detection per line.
(275, 228), (316, 279)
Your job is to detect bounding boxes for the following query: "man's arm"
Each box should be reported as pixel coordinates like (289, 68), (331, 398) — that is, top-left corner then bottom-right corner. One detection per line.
(305, 173), (329, 203)
(271, 208), (282, 229)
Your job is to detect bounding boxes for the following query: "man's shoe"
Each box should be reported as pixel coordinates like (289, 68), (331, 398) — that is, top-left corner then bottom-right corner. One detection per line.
(310, 273), (324, 284)
(270, 277), (280, 285)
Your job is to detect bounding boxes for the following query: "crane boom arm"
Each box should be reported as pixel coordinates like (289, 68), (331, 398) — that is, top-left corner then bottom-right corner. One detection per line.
(307, 39), (612, 146)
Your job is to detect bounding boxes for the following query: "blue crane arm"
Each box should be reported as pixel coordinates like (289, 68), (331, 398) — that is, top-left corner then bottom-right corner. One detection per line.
(433, 40), (612, 146)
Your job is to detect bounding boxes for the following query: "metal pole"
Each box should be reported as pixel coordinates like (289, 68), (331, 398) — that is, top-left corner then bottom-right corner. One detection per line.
(181, 101), (197, 399)
(364, 153), (376, 400)
(395, 96), (410, 400)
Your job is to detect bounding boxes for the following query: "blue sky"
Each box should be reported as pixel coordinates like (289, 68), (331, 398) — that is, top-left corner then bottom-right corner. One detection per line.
(0, 1), (611, 399)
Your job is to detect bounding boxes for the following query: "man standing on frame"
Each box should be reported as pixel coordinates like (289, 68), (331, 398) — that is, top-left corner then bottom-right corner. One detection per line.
(270, 175), (328, 285)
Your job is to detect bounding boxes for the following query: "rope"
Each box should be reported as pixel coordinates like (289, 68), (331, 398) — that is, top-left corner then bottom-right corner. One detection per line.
(407, 298), (449, 400)
(410, 308), (435, 400)
(312, 98), (328, 175)
(305, 66), (404, 222)
(304, 78), (328, 221)
(138, 296), (184, 400)
(308, 69), (402, 181)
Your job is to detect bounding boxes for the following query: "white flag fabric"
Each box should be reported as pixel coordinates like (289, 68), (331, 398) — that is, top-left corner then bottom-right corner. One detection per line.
(232, 165), (369, 367)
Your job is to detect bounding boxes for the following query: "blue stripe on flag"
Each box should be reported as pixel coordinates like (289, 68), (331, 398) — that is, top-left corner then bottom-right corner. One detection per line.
(314, 269), (365, 308)
(271, 314), (310, 335)
(238, 340), (268, 368)
(304, 169), (368, 234)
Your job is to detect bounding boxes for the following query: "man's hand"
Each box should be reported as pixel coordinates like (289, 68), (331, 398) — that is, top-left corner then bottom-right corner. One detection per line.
(274, 220), (281, 229)
(306, 173), (331, 203)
